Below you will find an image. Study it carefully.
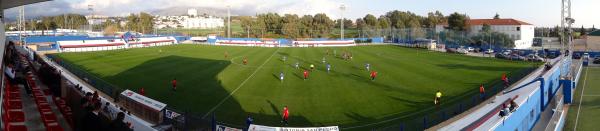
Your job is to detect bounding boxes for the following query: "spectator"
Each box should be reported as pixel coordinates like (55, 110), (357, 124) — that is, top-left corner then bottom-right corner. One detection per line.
(81, 102), (107, 131)
(246, 115), (254, 128)
(509, 99), (519, 112)
(92, 91), (100, 102)
(503, 103), (510, 115)
(109, 112), (133, 131)
(499, 103), (507, 117)
(103, 102), (113, 119)
(81, 92), (93, 110)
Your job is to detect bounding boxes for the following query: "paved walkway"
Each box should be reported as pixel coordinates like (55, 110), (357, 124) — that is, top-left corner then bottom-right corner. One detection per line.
(17, 48), (72, 131)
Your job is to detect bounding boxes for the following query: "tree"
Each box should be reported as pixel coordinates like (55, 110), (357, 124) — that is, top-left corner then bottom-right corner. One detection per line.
(447, 12), (469, 31)
(139, 12), (154, 34)
(282, 14), (300, 38)
(299, 15), (313, 37)
(494, 13), (500, 19)
(126, 13), (139, 31)
(408, 19), (424, 38)
(491, 32), (514, 48)
(481, 23), (492, 33)
(356, 18), (365, 30)
(363, 14), (378, 28)
(104, 25), (119, 36)
(258, 13), (282, 34)
(312, 13), (334, 38)
(335, 19), (353, 29)
(41, 17), (58, 30)
(378, 16), (390, 29)
(580, 25), (586, 36)
(425, 11), (446, 28)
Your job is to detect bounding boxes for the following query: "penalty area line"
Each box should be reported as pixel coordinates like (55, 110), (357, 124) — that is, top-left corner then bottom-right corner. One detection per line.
(202, 48), (281, 119)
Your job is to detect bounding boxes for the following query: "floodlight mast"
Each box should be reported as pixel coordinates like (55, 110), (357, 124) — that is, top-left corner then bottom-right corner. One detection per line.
(560, 0), (574, 53)
(340, 4), (346, 40)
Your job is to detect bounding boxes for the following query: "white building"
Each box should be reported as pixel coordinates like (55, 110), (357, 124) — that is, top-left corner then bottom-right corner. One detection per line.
(154, 9), (224, 29)
(436, 19), (535, 49)
(187, 8), (198, 17)
(85, 15), (110, 25)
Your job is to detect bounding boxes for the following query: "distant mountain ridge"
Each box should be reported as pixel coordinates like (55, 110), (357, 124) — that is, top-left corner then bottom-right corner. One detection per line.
(149, 6), (240, 17)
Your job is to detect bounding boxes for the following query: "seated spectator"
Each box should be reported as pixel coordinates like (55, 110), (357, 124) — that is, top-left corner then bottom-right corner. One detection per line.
(81, 102), (107, 131)
(109, 112), (133, 131)
(81, 92), (93, 110)
(509, 99), (519, 112)
(503, 103), (510, 115)
(103, 102), (113, 119)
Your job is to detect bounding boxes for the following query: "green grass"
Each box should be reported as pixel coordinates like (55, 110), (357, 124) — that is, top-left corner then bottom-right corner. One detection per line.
(564, 67), (600, 131)
(53, 45), (536, 130)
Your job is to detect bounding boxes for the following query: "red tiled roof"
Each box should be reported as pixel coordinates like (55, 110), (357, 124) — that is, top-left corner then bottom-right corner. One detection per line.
(438, 19), (533, 26)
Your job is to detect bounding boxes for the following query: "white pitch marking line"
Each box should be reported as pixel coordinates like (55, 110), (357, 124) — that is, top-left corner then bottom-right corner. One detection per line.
(574, 68), (589, 131)
(202, 48), (281, 118)
(582, 94), (600, 97)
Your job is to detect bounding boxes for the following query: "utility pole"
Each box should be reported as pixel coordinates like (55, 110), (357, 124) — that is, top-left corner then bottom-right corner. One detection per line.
(227, 5), (231, 38)
(340, 4), (346, 40)
(88, 4), (94, 32)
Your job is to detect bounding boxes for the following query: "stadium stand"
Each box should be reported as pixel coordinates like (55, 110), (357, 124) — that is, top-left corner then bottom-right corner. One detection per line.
(432, 54), (578, 131)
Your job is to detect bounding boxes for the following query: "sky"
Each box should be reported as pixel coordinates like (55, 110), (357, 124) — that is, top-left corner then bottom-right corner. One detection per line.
(5, 0), (599, 27)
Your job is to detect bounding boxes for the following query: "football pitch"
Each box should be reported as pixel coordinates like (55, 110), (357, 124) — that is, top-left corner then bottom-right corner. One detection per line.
(564, 67), (600, 131)
(53, 44), (537, 129)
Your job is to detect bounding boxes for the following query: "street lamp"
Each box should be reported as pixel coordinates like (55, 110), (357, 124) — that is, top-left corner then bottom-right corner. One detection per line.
(227, 5), (231, 38)
(340, 4), (346, 40)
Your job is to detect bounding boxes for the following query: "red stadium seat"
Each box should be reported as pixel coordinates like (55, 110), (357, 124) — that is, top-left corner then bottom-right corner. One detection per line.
(38, 104), (53, 113)
(4, 99), (23, 109)
(4, 110), (26, 122)
(41, 113), (58, 124)
(6, 124), (28, 131)
(46, 125), (64, 131)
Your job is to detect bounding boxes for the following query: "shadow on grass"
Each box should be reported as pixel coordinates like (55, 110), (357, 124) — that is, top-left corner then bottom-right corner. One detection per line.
(61, 55), (313, 130)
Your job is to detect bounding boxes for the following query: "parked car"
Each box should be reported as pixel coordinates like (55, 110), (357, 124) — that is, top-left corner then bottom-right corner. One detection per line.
(572, 53), (581, 59)
(509, 54), (526, 60)
(594, 57), (600, 64)
(583, 53), (590, 60)
(467, 47), (475, 52)
(446, 48), (458, 53)
(495, 53), (508, 59)
(457, 48), (469, 54)
(502, 50), (512, 56)
(484, 49), (495, 54)
(526, 54), (544, 62)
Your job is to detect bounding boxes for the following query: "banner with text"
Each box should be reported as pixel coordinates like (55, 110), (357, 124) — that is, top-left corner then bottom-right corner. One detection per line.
(216, 125), (243, 131)
(248, 124), (339, 131)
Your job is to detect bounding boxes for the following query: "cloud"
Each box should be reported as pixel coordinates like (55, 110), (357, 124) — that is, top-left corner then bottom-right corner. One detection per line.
(67, 0), (341, 17)
(4, 0), (87, 20)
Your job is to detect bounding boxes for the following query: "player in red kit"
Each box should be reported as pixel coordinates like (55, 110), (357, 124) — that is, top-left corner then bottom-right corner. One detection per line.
(502, 73), (509, 87)
(370, 71), (377, 81)
(479, 84), (485, 100)
(303, 70), (309, 80)
(171, 78), (177, 91)
(139, 87), (145, 96)
(281, 106), (289, 125)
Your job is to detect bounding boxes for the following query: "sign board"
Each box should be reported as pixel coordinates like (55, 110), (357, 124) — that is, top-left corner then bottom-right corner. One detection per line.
(120, 89), (166, 111)
(164, 109), (181, 119)
(248, 124), (339, 131)
(216, 125), (243, 131)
